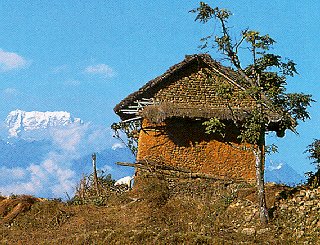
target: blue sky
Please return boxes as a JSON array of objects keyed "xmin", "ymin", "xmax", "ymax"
[{"xmin": 0, "ymin": 0, "xmax": 319, "ymax": 176}]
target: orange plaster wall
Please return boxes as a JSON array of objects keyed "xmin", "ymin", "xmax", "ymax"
[{"xmin": 137, "ymin": 118, "xmax": 256, "ymax": 181}]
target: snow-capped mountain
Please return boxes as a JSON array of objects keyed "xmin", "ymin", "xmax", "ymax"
[
  {"xmin": 265, "ymin": 161, "xmax": 305, "ymax": 186},
  {"xmin": 5, "ymin": 109, "xmax": 82, "ymax": 137},
  {"xmin": 0, "ymin": 110, "xmax": 134, "ymax": 198}
]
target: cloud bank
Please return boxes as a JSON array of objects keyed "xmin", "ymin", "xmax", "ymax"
[{"xmin": 0, "ymin": 122, "xmax": 124, "ymax": 199}]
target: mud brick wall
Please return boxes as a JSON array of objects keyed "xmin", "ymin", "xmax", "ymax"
[
  {"xmin": 153, "ymin": 66, "xmax": 253, "ymax": 109},
  {"xmin": 137, "ymin": 118, "xmax": 256, "ymax": 181}
]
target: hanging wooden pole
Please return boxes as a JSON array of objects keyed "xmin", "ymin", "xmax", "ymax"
[{"xmin": 92, "ymin": 153, "xmax": 99, "ymax": 196}]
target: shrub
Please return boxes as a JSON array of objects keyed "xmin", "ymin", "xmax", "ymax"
[{"xmin": 70, "ymin": 171, "xmax": 116, "ymax": 206}]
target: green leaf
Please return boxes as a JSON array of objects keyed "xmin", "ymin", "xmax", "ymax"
[{"xmin": 203, "ymin": 118, "xmax": 226, "ymax": 137}]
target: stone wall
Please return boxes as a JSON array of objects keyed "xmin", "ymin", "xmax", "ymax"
[
  {"xmin": 137, "ymin": 118, "xmax": 256, "ymax": 181},
  {"xmin": 274, "ymin": 186, "xmax": 320, "ymax": 240}
]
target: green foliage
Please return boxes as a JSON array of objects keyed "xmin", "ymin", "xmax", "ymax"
[
  {"xmin": 191, "ymin": 2, "xmax": 313, "ymax": 145},
  {"xmin": 265, "ymin": 144, "xmax": 278, "ymax": 155},
  {"xmin": 237, "ymin": 110, "xmax": 264, "ymax": 145},
  {"xmin": 214, "ymin": 82, "xmax": 234, "ymax": 99},
  {"xmin": 93, "ymin": 171, "xmax": 115, "ymax": 187},
  {"xmin": 306, "ymin": 139, "xmax": 320, "ymax": 168},
  {"xmin": 111, "ymin": 120, "xmax": 141, "ymax": 156},
  {"xmin": 190, "ymin": 2, "xmax": 229, "ymax": 23},
  {"xmin": 305, "ymin": 170, "xmax": 320, "ymax": 188},
  {"xmin": 243, "ymin": 31, "xmax": 275, "ymax": 50},
  {"xmin": 203, "ymin": 118, "xmax": 226, "ymax": 137},
  {"xmin": 296, "ymin": 118, "xmax": 320, "ymax": 188},
  {"xmin": 280, "ymin": 93, "xmax": 313, "ymax": 121}
]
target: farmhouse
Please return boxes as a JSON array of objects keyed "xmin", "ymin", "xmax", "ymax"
[{"xmin": 114, "ymin": 54, "xmax": 284, "ymax": 181}]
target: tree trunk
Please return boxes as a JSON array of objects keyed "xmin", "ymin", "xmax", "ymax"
[{"xmin": 254, "ymin": 134, "xmax": 269, "ymax": 225}]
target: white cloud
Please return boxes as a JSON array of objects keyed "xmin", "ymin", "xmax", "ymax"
[
  {"xmin": 50, "ymin": 124, "xmax": 87, "ymax": 154},
  {"xmin": 0, "ymin": 158, "xmax": 77, "ymax": 198},
  {"xmin": 0, "ymin": 118, "xmax": 128, "ymax": 198},
  {"xmin": 52, "ymin": 65, "xmax": 69, "ymax": 74},
  {"xmin": 84, "ymin": 64, "xmax": 116, "ymax": 78},
  {"xmin": 49, "ymin": 122, "xmax": 113, "ymax": 154},
  {"xmin": 28, "ymin": 163, "xmax": 48, "ymax": 180},
  {"xmin": 0, "ymin": 49, "xmax": 28, "ymax": 71},
  {"xmin": 112, "ymin": 142, "xmax": 125, "ymax": 150},
  {"xmin": 3, "ymin": 88, "xmax": 18, "ymax": 95},
  {"xmin": 0, "ymin": 166, "xmax": 26, "ymax": 180}
]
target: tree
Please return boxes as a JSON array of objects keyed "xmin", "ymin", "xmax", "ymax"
[
  {"xmin": 305, "ymin": 139, "xmax": 320, "ymax": 187},
  {"xmin": 111, "ymin": 121, "xmax": 141, "ymax": 156},
  {"xmin": 191, "ymin": 2, "xmax": 313, "ymax": 224},
  {"xmin": 306, "ymin": 139, "xmax": 320, "ymax": 167}
]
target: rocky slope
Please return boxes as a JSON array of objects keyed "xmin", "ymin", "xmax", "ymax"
[{"xmin": 274, "ymin": 186, "xmax": 320, "ymax": 241}]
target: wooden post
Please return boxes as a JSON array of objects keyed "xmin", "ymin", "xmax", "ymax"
[
  {"xmin": 79, "ymin": 174, "xmax": 86, "ymax": 199},
  {"xmin": 92, "ymin": 153, "xmax": 100, "ymax": 196}
]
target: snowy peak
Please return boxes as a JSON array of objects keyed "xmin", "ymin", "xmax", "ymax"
[
  {"xmin": 265, "ymin": 161, "xmax": 305, "ymax": 186},
  {"xmin": 266, "ymin": 162, "xmax": 283, "ymax": 171},
  {"xmin": 5, "ymin": 110, "xmax": 82, "ymax": 137}
]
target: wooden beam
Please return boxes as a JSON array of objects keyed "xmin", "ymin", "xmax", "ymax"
[
  {"xmin": 121, "ymin": 116, "xmax": 142, "ymax": 123},
  {"xmin": 119, "ymin": 109, "xmax": 139, "ymax": 114},
  {"xmin": 116, "ymin": 162, "xmax": 139, "ymax": 167},
  {"xmin": 115, "ymin": 161, "xmax": 237, "ymax": 183},
  {"xmin": 119, "ymin": 98, "xmax": 155, "ymax": 116}
]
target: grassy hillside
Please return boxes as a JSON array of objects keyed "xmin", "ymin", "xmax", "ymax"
[{"xmin": 0, "ymin": 175, "xmax": 319, "ymax": 244}]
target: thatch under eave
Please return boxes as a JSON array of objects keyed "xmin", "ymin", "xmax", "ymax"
[
  {"xmin": 140, "ymin": 103, "xmax": 288, "ymax": 137},
  {"xmin": 140, "ymin": 104, "xmax": 248, "ymax": 124},
  {"xmin": 139, "ymin": 102, "xmax": 284, "ymax": 133}
]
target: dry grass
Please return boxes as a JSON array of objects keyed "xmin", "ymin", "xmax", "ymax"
[
  {"xmin": 0, "ymin": 176, "xmax": 318, "ymax": 244},
  {"xmin": 0, "ymin": 195, "xmax": 43, "ymax": 225}
]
